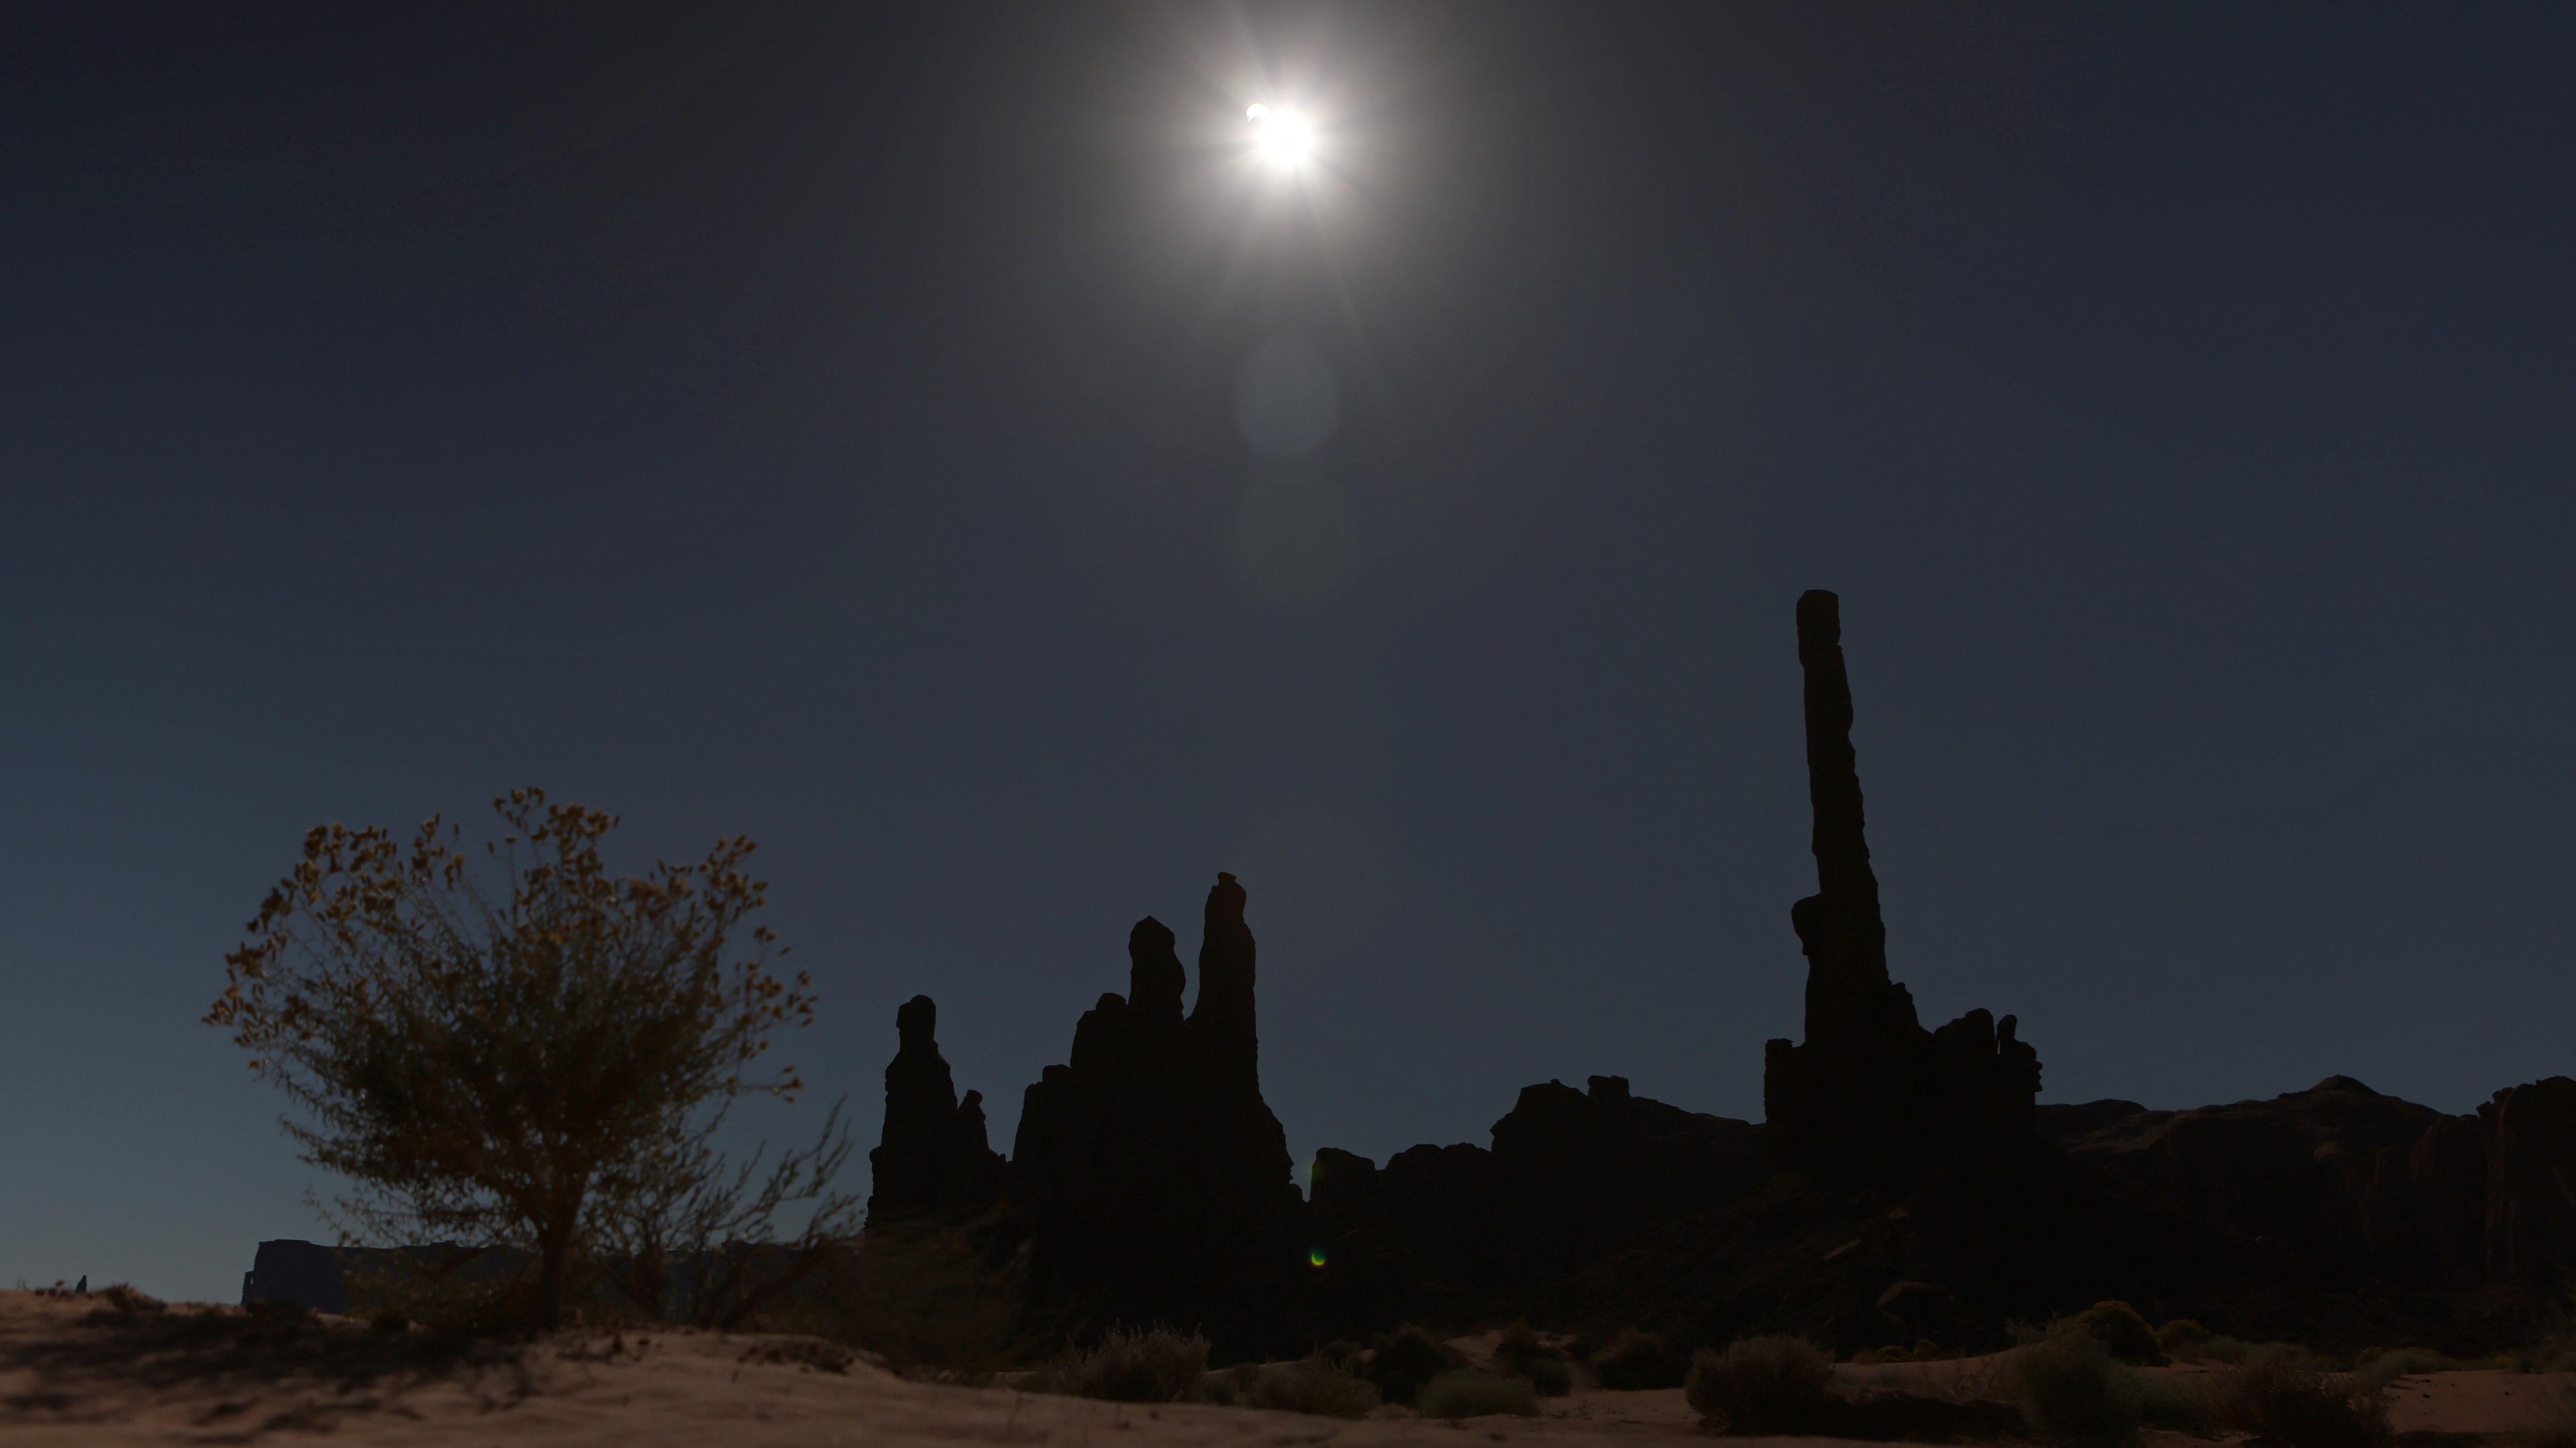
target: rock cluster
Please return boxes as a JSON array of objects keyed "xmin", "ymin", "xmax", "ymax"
[
  {"xmin": 1006, "ymin": 873, "xmax": 1303, "ymax": 1342},
  {"xmin": 2043, "ymin": 1073, "xmax": 2576, "ymax": 1295},
  {"xmin": 1309, "ymin": 1074, "xmax": 1770, "ymax": 1302},
  {"xmin": 1762, "ymin": 590, "xmax": 2041, "ymax": 1183},
  {"xmin": 863, "ymin": 994, "xmax": 1004, "ymax": 1225}
]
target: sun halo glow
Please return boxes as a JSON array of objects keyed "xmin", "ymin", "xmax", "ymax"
[{"xmin": 1246, "ymin": 102, "xmax": 1316, "ymax": 171}]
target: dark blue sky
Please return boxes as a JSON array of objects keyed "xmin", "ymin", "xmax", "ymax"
[{"xmin": 4, "ymin": 4, "xmax": 2571, "ymax": 1303}]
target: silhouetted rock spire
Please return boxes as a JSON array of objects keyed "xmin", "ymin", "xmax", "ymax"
[
  {"xmin": 1192, "ymin": 871, "xmax": 1260, "ymax": 1092},
  {"xmin": 866, "ymin": 995, "xmax": 1004, "ymax": 1224},
  {"xmin": 1764, "ymin": 590, "xmax": 2042, "ymax": 1182},
  {"xmin": 1008, "ymin": 873, "xmax": 1301, "ymax": 1351}
]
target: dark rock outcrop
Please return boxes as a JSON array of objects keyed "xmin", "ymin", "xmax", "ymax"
[
  {"xmin": 1308, "ymin": 1075, "xmax": 1771, "ymax": 1323},
  {"xmin": 1008, "ymin": 873, "xmax": 1302, "ymax": 1349},
  {"xmin": 2480, "ymin": 1076, "xmax": 2576, "ymax": 1291},
  {"xmin": 241, "ymin": 1239, "xmax": 351, "ymax": 1312},
  {"xmin": 2039, "ymin": 1078, "xmax": 2467, "ymax": 1282},
  {"xmin": 2038, "ymin": 1074, "xmax": 2576, "ymax": 1305},
  {"xmin": 865, "ymin": 994, "xmax": 1004, "ymax": 1225},
  {"xmin": 1762, "ymin": 590, "xmax": 2041, "ymax": 1183}
]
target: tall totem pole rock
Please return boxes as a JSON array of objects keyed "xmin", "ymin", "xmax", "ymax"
[
  {"xmin": 1763, "ymin": 591, "xmax": 2042, "ymax": 1183},
  {"xmin": 1009, "ymin": 873, "xmax": 1302, "ymax": 1349},
  {"xmin": 866, "ymin": 995, "xmax": 1005, "ymax": 1224}
]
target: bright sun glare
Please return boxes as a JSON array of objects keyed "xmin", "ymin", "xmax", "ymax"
[{"xmin": 1246, "ymin": 102, "xmax": 1315, "ymax": 171}]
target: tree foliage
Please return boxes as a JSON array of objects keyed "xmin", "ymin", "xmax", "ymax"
[{"xmin": 207, "ymin": 787, "xmax": 853, "ymax": 1329}]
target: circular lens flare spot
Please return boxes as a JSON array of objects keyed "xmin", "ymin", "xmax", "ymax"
[{"xmin": 1308, "ymin": 1245, "xmax": 1328, "ymax": 1269}]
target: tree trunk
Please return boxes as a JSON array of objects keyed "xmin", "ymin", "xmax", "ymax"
[{"xmin": 536, "ymin": 1227, "xmax": 570, "ymax": 1330}]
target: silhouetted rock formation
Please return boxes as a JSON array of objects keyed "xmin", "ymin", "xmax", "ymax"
[
  {"xmin": 242, "ymin": 1239, "xmax": 351, "ymax": 1313},
  {"xmin": 2040, "ymin": 1074, "xmax": 2576, "ymax": 1302},
  {"xmin": 2481, "ymin": 1076, "xmax": 2576, "ymax": 1290},
  {"xmin": 2041, "ymin": 1078, "xmax": 2465, "ymax": 1281},
  {"xmin": 1008, "ymin": 874, "xmax": 1302, "ymax": 1349},
  {"xmin": 1762, "ymin": 590, "xmax": 2041, "ymax": 1183},
  {"xmin": 866, "ymin": 995, "xmax": 1004, "ymax": 1225},
  {"xmin": 1309, "ymin": 1076, "xmax": 1771, "ymax": 1320}
]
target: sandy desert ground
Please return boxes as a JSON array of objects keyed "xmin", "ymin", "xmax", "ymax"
[{"xmin": 6, "ymin": 1290, "xmax": 2572, "ymax": 1447}]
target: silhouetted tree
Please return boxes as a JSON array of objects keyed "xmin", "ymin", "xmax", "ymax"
[{"xmin": 207, "ymin": 787, "xmax": 853, "ymax": 1330}]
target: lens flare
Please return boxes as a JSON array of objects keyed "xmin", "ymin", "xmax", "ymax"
[{"xmin": 1308, "ymin": 1245, "xmax": 1328, "ymax": 1268}]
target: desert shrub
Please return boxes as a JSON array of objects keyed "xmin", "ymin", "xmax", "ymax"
[
  {"xmin": 1366, "ymin": 1326, "xmax": 1462, "ymax": 1406},
  {"xmin": 1686, "ymin": 1336, "xmax": 1837, "ymax": 1434},
  {"xmin": 1317, "ymin": 1339, "xmax": 1360, "ymax": 1369},
  {"xmin": 1493, "ymin": 1323, "xmax": 1573, "ymax": 1397},
  {"xmin": 1065, "ymin": 1326, "xmax": 1210, "ymax": 1402},
  {"xmin": 2211, "ymin": 1347, "xmax": 2391, "ymax": 1448},
  {"xmin": 2074, "ymin": 1302, "xmax": 2167, "ymax": 1366},
  {"xmin": 207, "ymin": 790, "xmax": 855, "ymax": 1331},
  {"xmin": 96, "ymin": 1285, "xmax": 163, "ymax": 1314},
  {"xmin": 2193, "ymin": 1335, "xmax": 2252, "ymax": 1365},
  {"xmin": 1232, "ymin": 1358, "xmax": 1381, "ymax": 1418},
  {"xmin": 2358, "ymin": 1348, "xmax": 2444, "ymax": 1388},
  {"xmin": 2159, "ymin": 1319, "xmax": 2210, "ymax": 1353},
  {"xmin": 1419, "ymin": 1369, "xmax": 1540, "ymax": 1420},
  {"xmin": 1593, "ymin": 1328, "xmax": 1690, "ymax": 1390},
  {"xmin": 2010, "ymin": 1325, "xmax": 2141, "ymax": 1446}
]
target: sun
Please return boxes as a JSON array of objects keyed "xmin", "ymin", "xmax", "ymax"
[{"xmin": 1246, "ymin": 103, "xmax": 1316, "ymax": 172}]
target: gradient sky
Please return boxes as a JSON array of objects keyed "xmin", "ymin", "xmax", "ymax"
[{"xmin": 4, "ymin": 4, "xmax": 2571, "ymax": 1304}]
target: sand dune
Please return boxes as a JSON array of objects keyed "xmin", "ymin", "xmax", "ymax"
[{"xmin": 7, "ymin": 1290, "xmax": 2572, "ymax": 1447}]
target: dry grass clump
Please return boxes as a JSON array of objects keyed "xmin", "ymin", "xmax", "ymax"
[
  {"xmin": 1419, "ymin": 1368, "xmax": 1540, "ymax": 1421},
  {"xmin": 2010, "ymin": 1325, "xmax": 2141, "ymax": 1446},
  {"xmin": 1686, "ymin": 1335, "xmax": 1836, "ymax": 1434},
  {"xmin": 2210, "ymin": 1346, "xmax": 2391, "ymax": 1448},
  {"xmin": 1052, "ymin": 1326, "xmax": 1210, "ymax": 1402},
  {"xmin": 1592, "ymin": 1327, "xmax": 1691, "ymax": 1390},
  {"xmin": 1208, "ymin": 1357, "xmax": 1381, "ymax": 1418}
]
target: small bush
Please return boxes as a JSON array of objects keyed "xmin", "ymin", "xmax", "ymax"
[
  {"xmin": 1065, "ymin": 1326, "xmax": 1210, "ymax": 1402},
  {"xmin": 2194, "ymin": 1335, "xmax": 2253, "ymax": 1365},
  {"xmin": 1687, "ymin": 1336, "xmax": 1837, "ymax": 1434},
  {"xmin": 1493, "ymin": 1322, "xmax": 1573, "ymax": 1397},
  {"xmin": 2212, "ymin": 1348, "xmax": 2392, "ymax": 1448},
  {"xmin": 2011, "ymin": 1327, "xmax": 2141, "ymax": 1447},
  {"xmin": 2074, "ymin": 1302, "xmax": 2168, "ymax": 1366},
  {"xmin": 1365, "ymin": 1326, "xmax": 1461, "ymax": 1407},
  {"xmin": 2158, "ymin": 1319, "xmax": 2210, "ymax": 1353},
  {"xmin": 1317, "ymin": 1339, "xmax": 1360, "ymax": 1369},
  {"xmin": 2359, "ymin": 1348, "xmax": 2444, "ymax": 1388},
  {"xmin": 1594, "ymin": 1328, "xmax": 1690, "ymax": 1390},
  {"xmin": 1420, "ymin": 1369, "xmax": 1540, "ymax": 1420},
  {"xmin": 1233, "ymin": 1358, "xmax": 1381, "ymax": 1418}
]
